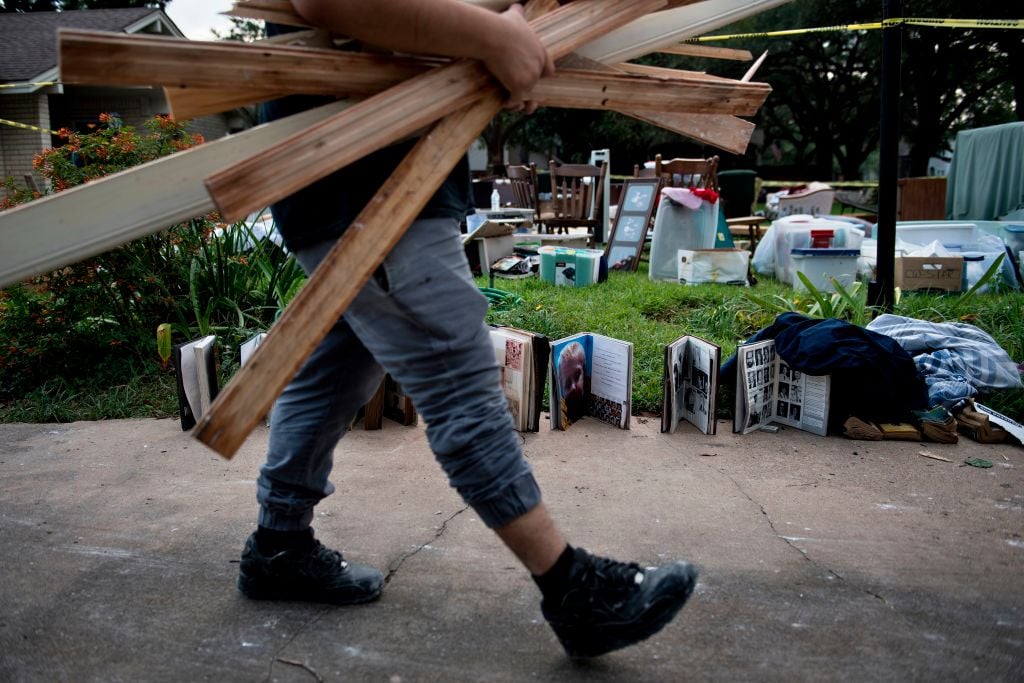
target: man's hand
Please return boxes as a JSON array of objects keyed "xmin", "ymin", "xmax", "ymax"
[{"xmin": 481, "ymin": 4, "xmax": 555, "ymax": 114}]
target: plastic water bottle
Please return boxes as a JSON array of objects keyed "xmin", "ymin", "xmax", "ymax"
[{"xmin": 490, "ymin": 187, "xmax": 500, "ymax": 211}]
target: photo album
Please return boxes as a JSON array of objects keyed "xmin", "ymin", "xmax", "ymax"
[
  {"xmin": 549, "ymin": 332, "xmax": 633, "ymax": 431},
  {"xmin": 489, "ymin": 325, "xmax": 550, "ymax": 432},
  {"xmin": 733, "ymin": 339, "xmax": 830, "ymax": 436},
  {"xmin": 173, "ymin": 334, "xmax": 219, "ymax": 431},
  {"xmin": 662, "ymin": 335, "xmax": 720, "ymax": 435}
]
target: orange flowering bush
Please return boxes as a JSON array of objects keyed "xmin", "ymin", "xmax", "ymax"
[{"xmin": 29, "ymin": 113, "xmax": 203, "ymax": 191}]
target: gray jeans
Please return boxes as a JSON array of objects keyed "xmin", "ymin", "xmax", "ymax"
[{"xmin": 256, "ymin": 217, "xmax": 541, "ymax": 531}]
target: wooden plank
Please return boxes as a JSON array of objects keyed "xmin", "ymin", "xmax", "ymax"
[
  {"xmin": 656, "ymin": 43, "xmax": 753, "ymax": 60},
  {"xmin": 0, "ymin": 100, "xmax": 351, "ymax": 288},
  {"xmin": 165, "ymin": 86, "xmax": 285, "ymax": 120},
  {"xmin": 532, "ymin": 69, "xmax": 769, "ymax": 115},
  {"xmin": 164, "ymin": 67, "xmax": 766, "ymax": 120},
  {"xmin": 627, "ymin": 110, "xmax": 755, "ymax": 155},
  {"xmin": 614, "ymin": 62, "xmax": 743, "ymax": 83},
  {"xmin": 59, "ymin": 29, "xmax": 435, "ymax": 98},
  {"xmin": 205, "ymin": 0, "xmax": 667, "ymax": 222},
  {"xmin": 577, "ymin": 0, "xmax": 793, "ymax": 64},
  {"xmin": 556, "ymin": 52, "xmax": 757, "ymax": 154}
]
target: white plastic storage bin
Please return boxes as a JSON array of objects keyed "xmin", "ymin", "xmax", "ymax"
[
  {"xmin": 648, "ymin": 192, "xmax": 718, "ymax": 282},
  {"xmin": 791, "ymin": 248, "xmax": 861, "ymax": 292},
  {"xmin": 894, "ymin": 222, "xmax": 980, "ymax": 248},
  {"xmin": 771, "ymin": 215, "xmax": 864, "ymax": 285}
]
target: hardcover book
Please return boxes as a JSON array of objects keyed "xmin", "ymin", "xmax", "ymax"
[
  {"xmin": 173, "ymin": 334, "xmax": 218, "ymax": 431},
  {"xmin": 550, "ymin": 332, "xmax": 633, "ymax": 431},
  {"xmin": 662, "ymin": 335, "xmax": 720, "ymax": 435},
  {"xmin": 489, "ymin": 325, "xmax": 550, "ymax": 432},
  {"xmin": 733, "ymin": 339, "xmax": 830, "ymax": 436}
]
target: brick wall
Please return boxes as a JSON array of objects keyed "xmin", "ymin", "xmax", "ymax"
[
  {"xmin": 185, "ymin": 115, "xmax": 231, "ymax": 143},
  {"xmin": 0, "ymin": 93, "xmax": 50, "ymax": 189}
]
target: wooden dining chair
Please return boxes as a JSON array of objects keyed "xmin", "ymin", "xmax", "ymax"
[
  {"xmin": 656, "ymin": 154, "xmax": 720, "ymax": 191},
  {"xmin": 547, "ymin": 159, "xmax": 607, "ymax": 248},
  {"xmin": 633, "ymin": 154, "xmax": 662, "ymax": 180},
  {"xmin": 505, "ymin": 163, "xmax": 539, "ymax": 210}
]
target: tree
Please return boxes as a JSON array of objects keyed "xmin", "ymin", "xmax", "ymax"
[
  {"xmin": 899, "ymin": 0, "xmax": 1021, "ymax": 175},
  {"xmin": 706, "ymin": 0, "xmax": 1020, "ymax": 179},
  {"xmin": 212, "ymin": 17, "xmax": 265, "ymax": 43}
]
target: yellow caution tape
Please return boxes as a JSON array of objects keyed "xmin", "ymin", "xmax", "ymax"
[
  {"xmin": 0, "ymin": 81, "xmax": 60, "ymax": 89},
  {"xmin": 691, "ymin": 17, "xmax": 1023, "ymax": 42},
  {"xmin": 0, "ymin": 118, "xmax": 59, "ymax": 136}
]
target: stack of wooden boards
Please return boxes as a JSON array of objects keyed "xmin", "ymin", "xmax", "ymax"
[{"xmin": 0, "ymin": 0, "xmax": 788, "ymax": 458}]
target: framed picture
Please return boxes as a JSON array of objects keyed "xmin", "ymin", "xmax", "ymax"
[{"xmin": 604, "ymin": 178, "xmax": 660, "ymax": 272}]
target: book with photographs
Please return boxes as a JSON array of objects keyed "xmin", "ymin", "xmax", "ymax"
[
  {"xmin": 733, "ymin": 339, "xmax": 830, "ymax": 436},
  {"xmin": 173, "ymin": 334, "xmax": 219, "ymax": 431},
  {"xmin": 489, "ymin": 325, "xmax": 550, "ymax": 432},
  {"xmin": 549, "ymin": 332, "xmax": 633, "ymax": 431},
  {"xmin": 240, "ymin": 332, "xmax": 266, "ymax": 368},
  {"xmin": 662, "ymin": 335, "xmax": 720, "ymax": 435}
]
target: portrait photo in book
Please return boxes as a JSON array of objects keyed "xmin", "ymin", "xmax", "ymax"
[{"xmin": 556, "ymin": 340, "xmax": 589, "ymax": 426}]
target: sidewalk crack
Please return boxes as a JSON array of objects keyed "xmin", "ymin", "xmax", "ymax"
[
  {"xmin": 721, "ymin": 470, "xmax": 890, "ymax": 607},
  {"xmin": 384, "ymin": 506, "xmax": 468, "ymax": 585}
]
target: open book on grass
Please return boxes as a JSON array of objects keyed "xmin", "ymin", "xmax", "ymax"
[
  {"xmin": 550, "ymin": 332, "xmax": 633, "ymax": 431},
  {"xmin": 733, "ymin": 339, "xmax": 830, "ymax": 436},
  {"xmin": 489, "ymin": 325, "xmax": 550, "ymax": 432},
  {"xmin": 662, "ymin": 335, "xmax": 720, "ymax": 435},
  {"xmin": 173, "ymin": 334, "xmax": 218, "ymax": 431}
]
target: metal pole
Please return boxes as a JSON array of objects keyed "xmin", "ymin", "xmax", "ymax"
[{"xmin": 870, "ymin": 0, "xmax": 902, "ymax": 310}]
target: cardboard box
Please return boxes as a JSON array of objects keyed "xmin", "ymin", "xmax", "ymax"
[
  {"xmin": 895, "ymin": 256, "xmax": 963, "ymax": 292},
  {"xmin": 677, "ymin": 248, "xmax": 749, "ymax": 285}
]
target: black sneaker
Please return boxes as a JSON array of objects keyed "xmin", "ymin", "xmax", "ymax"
[
  {"xmin": 541, "ymin": 547, "xmax": 698, "ymax": 658},
  {"xmin": 237, "ymin": 532, "xmax": 384, "ymax": 605}
]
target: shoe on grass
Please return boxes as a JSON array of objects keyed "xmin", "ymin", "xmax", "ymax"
[
  {"xmin": 542, "ymin": 547, "xmax": 698, "ymax": 658},
  {"xmin": 237, "ymin": 532, "xmax": 383, "ymax": 605}
]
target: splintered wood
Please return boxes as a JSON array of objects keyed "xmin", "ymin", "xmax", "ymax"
[{"xmin": 1, "ymin": 0, "xmax": 788, "ymax": 458}]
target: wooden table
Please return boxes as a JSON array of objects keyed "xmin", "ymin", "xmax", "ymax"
[{"xmin": 726, "ymin": 215, "xmax": 768, "ymax": 251}]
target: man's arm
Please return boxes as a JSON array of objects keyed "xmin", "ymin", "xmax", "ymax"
[{"xmin": 291, "ymin": 0, "xmax": 554, "ymax": 111}]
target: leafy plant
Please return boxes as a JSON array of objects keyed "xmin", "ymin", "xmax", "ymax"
[
  {"xmin": 744, "ymin": 274, "xmax": 879, "ymax": 326},
  {"xmin": 1, "ymin": 114, "xmax": 303, "ymax": 406},
  {"xmin": 952, "ymin": 253, "xmax": 1007, "ymax": 313}
]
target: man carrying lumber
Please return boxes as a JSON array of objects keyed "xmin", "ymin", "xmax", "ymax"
[{"xmin": 237, "ymin": 0, "xmax": 697, "ymax": 658}]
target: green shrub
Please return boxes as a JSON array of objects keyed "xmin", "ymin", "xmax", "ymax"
[{"xmin": 0, "ymin": 114, "xmax": 304, "ymax": 409}]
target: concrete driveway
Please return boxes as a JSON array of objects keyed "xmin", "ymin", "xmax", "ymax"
[{"xmin": 1, "ymin": 417, "xmax": 1021, "ymax": 681}]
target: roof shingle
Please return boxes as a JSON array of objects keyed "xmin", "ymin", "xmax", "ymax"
[{"xmin": 0, "ymin": 8, "xmax": 167, "ymax": 82}]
